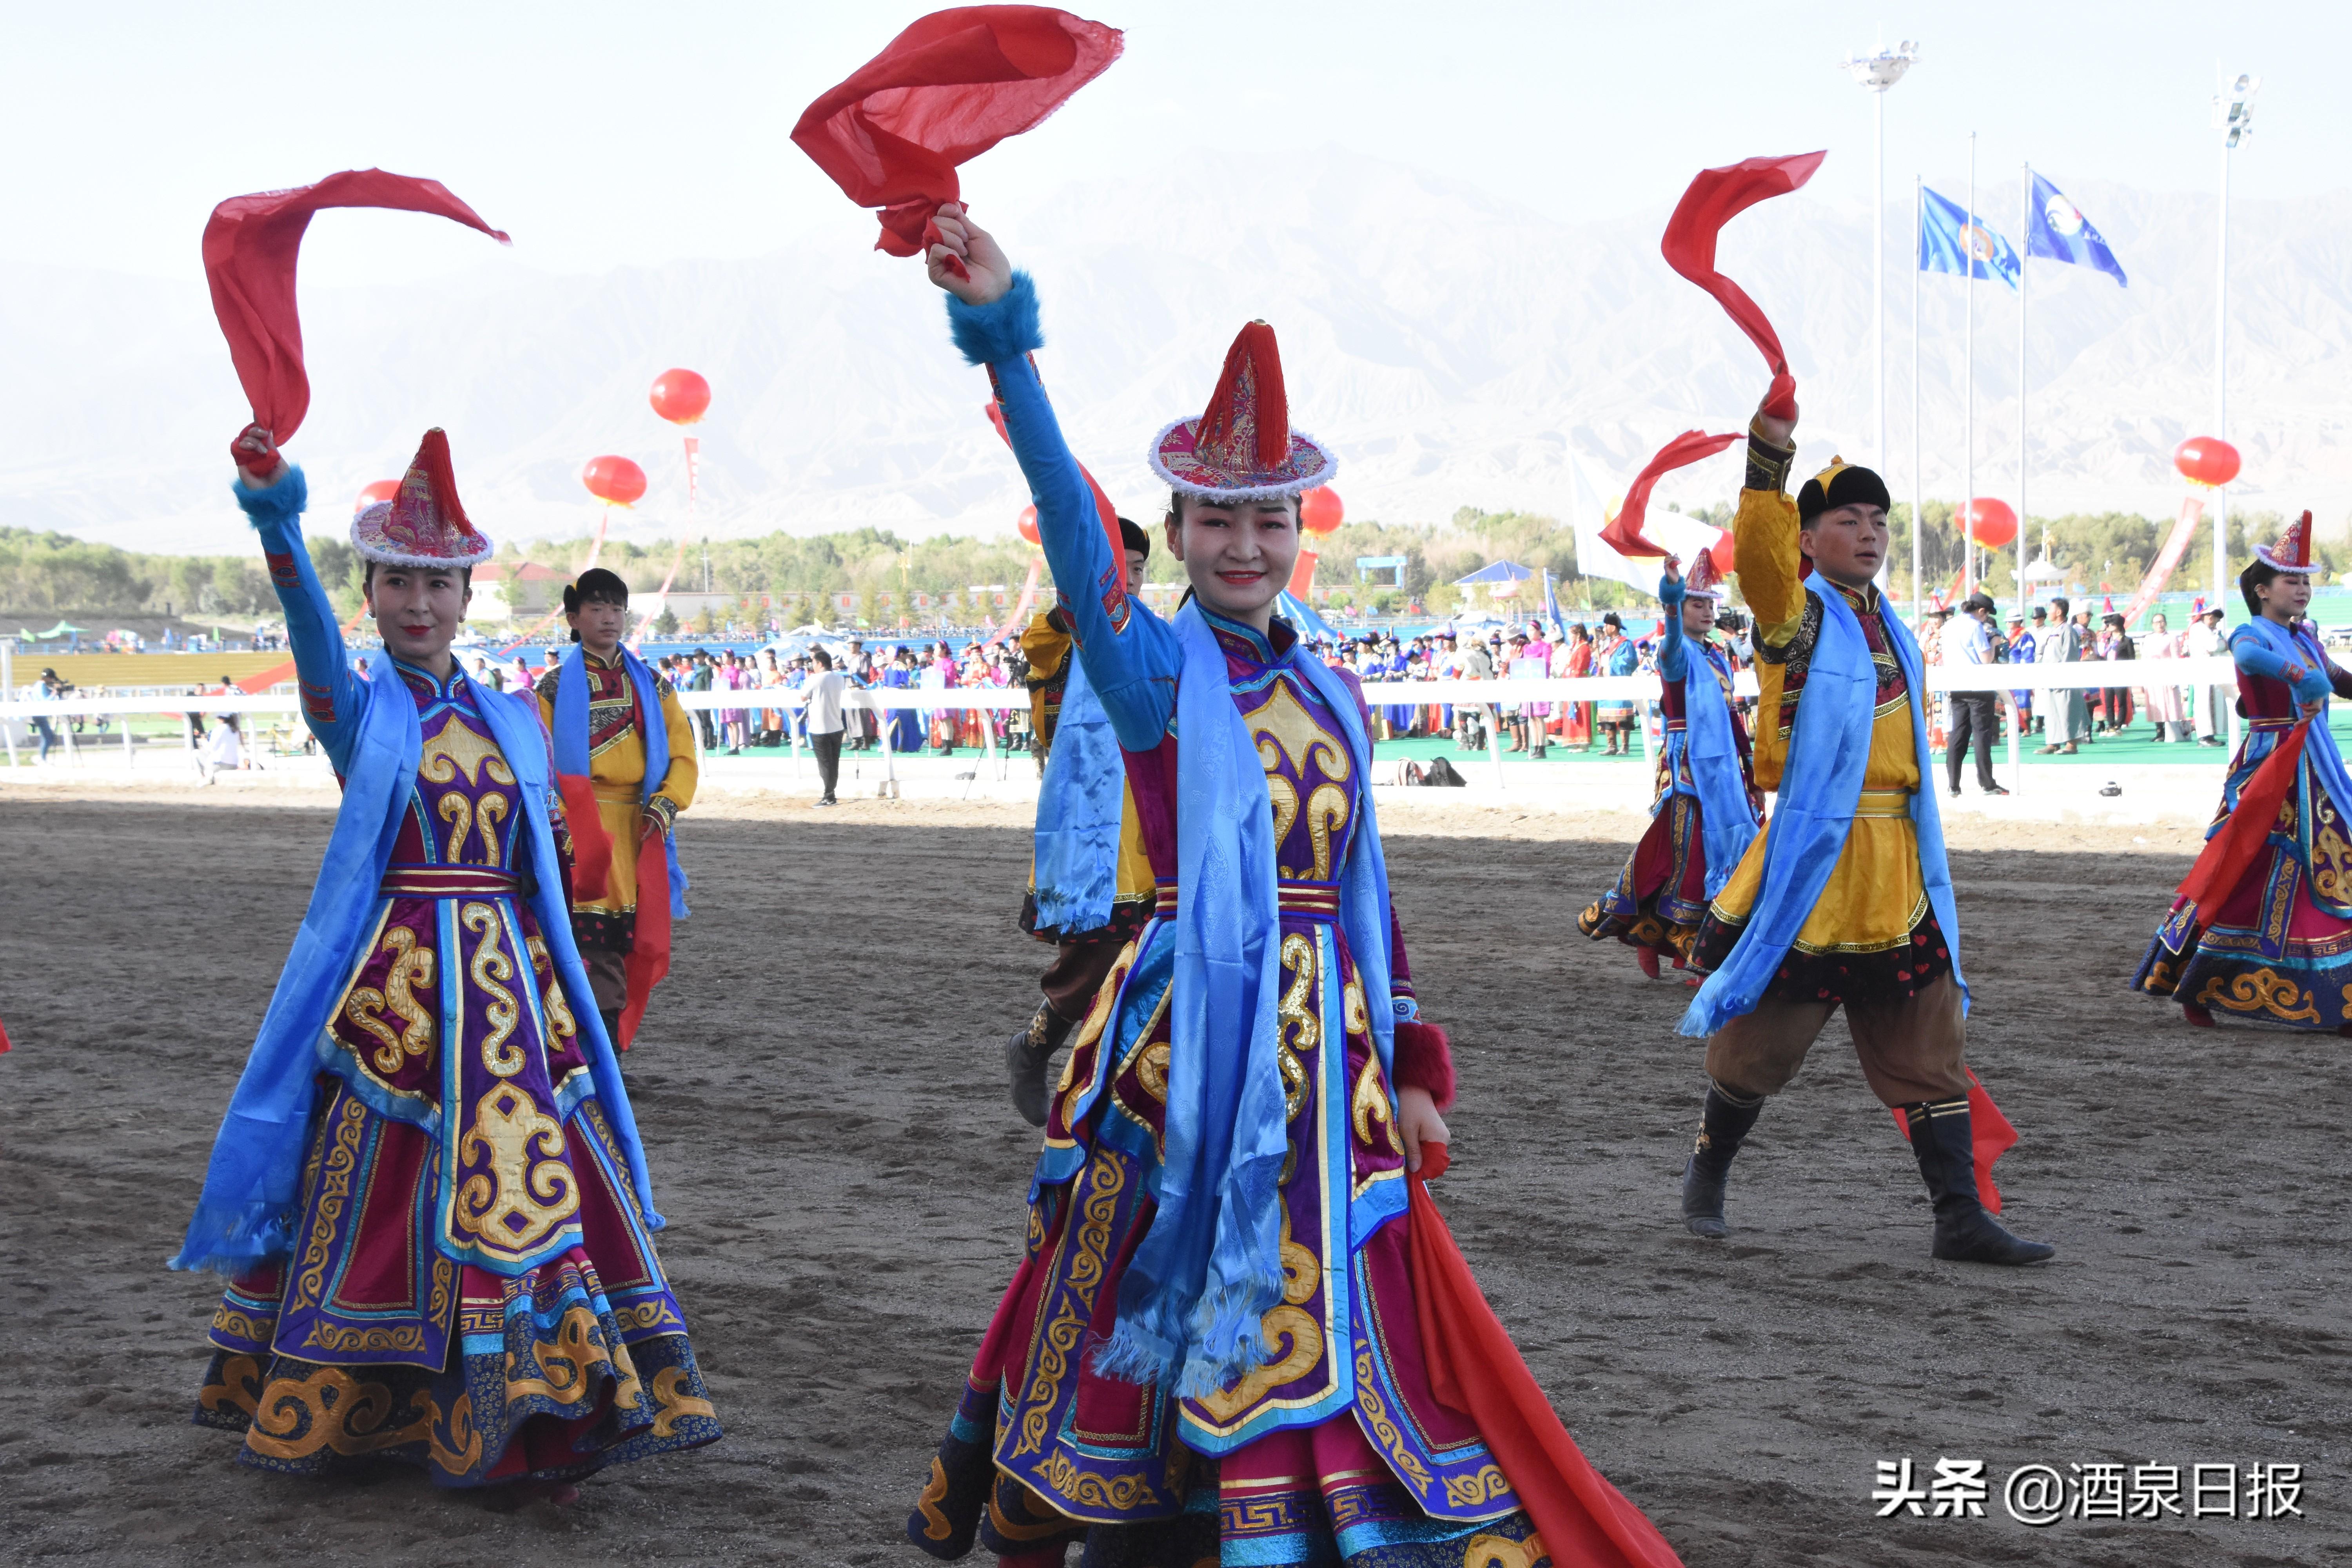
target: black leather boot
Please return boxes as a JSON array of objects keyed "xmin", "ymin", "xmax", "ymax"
[
  {"xmin": 1681, "ymin": 1081, "xmax": 1764, "ymax": 1238},
  {"xmin": 1007, "ymin": 1003, "xmax": 1069, "ymax": 1128},
  {"xmin": 1906, "ymin": 1099, "xmax": 2056, "ymax": 1265}
]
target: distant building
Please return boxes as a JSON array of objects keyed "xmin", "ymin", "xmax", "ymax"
[{"xmin": 469, "ymin": 562, "xmax": 568, "ymax": 621}]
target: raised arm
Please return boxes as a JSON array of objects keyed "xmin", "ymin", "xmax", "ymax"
[
  {"xmin": 929, "ymin": 206, "xmax": 1178, "ymax": 750},
  {"xmin": 1735, "ymin": 409, "xmax": 1804, "ymax": 650},
  {"xmin": 229, "ymin": 428, "xmax": 365, "ymax": 769},
  {"xmin": 1655, "ymin": 565, "xmax": 1690, "ymax": 682}
]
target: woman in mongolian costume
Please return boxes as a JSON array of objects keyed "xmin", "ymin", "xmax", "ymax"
[
  {"xmin": 172, "ymin": 425, "xmax": 720, "ymax": 1495},
  {"xmin": 903, "ymin": 207, "xmax": 1681, "ymax": 1568},
  {"xmin": 2136, "ymin": 512, "xmax": 2352, "ymax": 1033},
  {"xmin": 1579, "ymin": 551, "xmax": 1762, "ymax": 980}
]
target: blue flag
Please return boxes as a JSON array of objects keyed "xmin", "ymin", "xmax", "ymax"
[
  {"xmin": 2025, "ymin": 171, "xmax": 2127, "ymax": 287},
  {"xmin": 1920, "ymin": 186, "xmax": 2020, "ymax": 291},
  {"xmin": 1543, "ymin": 568, "xmax": 1566, "ymax": 637}
]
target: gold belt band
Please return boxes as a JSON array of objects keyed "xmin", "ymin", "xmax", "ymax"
[
  {"xmin": 1154, "ymin": 880, "xmax": 1344, "ymax": 920},
  {"xmin": 1853, "ymin": 789, "xmax": 1915, "ymax": 819},
  {"xmin": 379, "ymin": 865, "xmax": 522, "ymax": 898},
  {"xmin": 591, "ymin": 783, "xmax": 645, "ymax": 805},
  {"xmin": 2249, "ymin": 717, "xmax": 2295, "ymax": 731}
]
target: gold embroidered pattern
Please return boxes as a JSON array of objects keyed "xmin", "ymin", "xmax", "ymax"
[
  {"xmin": 1443, "ymin": 1465, "xmax": 1516, "ymax": 1509},
  {"xmin": 242, "ymin": 1365, "xmax": 435, "ymax": 1461},
  {"xmin": 474, "ymin": 791, "xmax": 509, "ymax": 867},
  {"xmin": 1012, "ymin": 1155, "xmax": 1126, "ymax": 1458},
  {"xmin": 209, "ymin": 1306, "xmax": 273, "ymax": 1344},
  {"xmin": 1276, "ymin": 933, "xmax": 1319, "ymax": 1126},
  {"xmin": 199, "ymin": 1354, "xmax": 263, "ymax": 1419},
  {"xmin": 502, "ymin": 1304, "xmax": 610, "ymax": 1404},
  {"xmin": 650, "ymin": 1363, "xmax": 717, "ymax": 1438},
  {"xmin": 346, "ymin": 925, "xmax": 437, "ymax": 1076},
  {"xmin": 418, "ymin": 719, "xmax": 515, "ymax": 789},
  {"xmin": 301, "ymin": 1319, "xmax": 429, "ymax": 1356},
  {"xmin": 1462, "ymin": 1533, "xmax": 1546, "ymax": 1568},
  {"xmin": 455, "ymin": 1083, "xmax": 579, "ymax": 1254},
  {"xmin": 461, "ymin": 902, "xmax": 523, "ymax": 1077},
  {"xmin": 288, "ymin": 1094, "xmax": 368, "ymax": 1314},
  {"xmin": 1188, "ymin": 1208, "xmax": 1325, "ymax": 1421},
  {"xmin": 438, "ymin": 792, "xmax": 474, "ymax": 863},
  {"xmin": 428, "ymin": 1392, "xmax": 482, "ymax": 1474},
  {"xmin": 1303, "ymin": 781, "xmax": 1350, "ymax": 882},
  {"xmin": 1353, "ymin": 1347, "xmax": 1434, "ymax": 1488},
  {"xmin": 2196, "ymin": 967, "xmax": 2321, "ymax": 1024},
  {"xmin": 1040, "ymin": 1447, "xmax": 1160, "ymax": 1512},
  {"xmin": 427, "ymin": 1258, "xmax": 454, "ymax": 1328},
  {"xmin": 525, "ymin": 936, "xmax": 578, "ymax": 1045},
  {"xmin": 915, "ymin": 1457, "xmax": 956, "ymax": 1541}
]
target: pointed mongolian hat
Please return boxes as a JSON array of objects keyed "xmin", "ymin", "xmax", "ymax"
[
  {"xmin": 1682, "ymin": 545, "xmax": 1729, "ymax": 600},
  {"xmin": 2254, "ymin": 510, "xmax": 2314, "ymax": 574},
  {"xmin": 352, "ymin": 428, "xmax": 493, "ymax": 569},
  {"xmin": 1149, "ymin": 321, "xmax": 1335, "ymax": 501}
]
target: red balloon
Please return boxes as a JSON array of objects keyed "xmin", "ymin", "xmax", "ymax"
[
  {"xmin": 650, "ymin": 368, "xmax": 711, "ymax": 426},
  {"xmin": 1017, "ymin": 504, "xmax": 1040, "ymax": 544},
  {"xmin": 581, "ymin": 455, "xmax": 648, "ymax": 506},
  {"xmin": 1958, "ymin": 497, "xmax": 2018, "ymax": 549},
  {"xmin": 2174, "ymin": 436, "xmax": 2242, "ymax": 488},
  {"xmin": 1299, "ymin": 486, "xmax": 1345, "ymax": 537},
  {"xmin": 354, "ymin": 479, "xmax": 399, "ymax": 514}
]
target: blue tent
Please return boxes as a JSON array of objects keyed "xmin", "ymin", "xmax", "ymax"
[
  {"xmin": 1278, "ymin": 591, "xmax": 1341, "ymax": 642},
  {"xmin": 1453, "ymin": 561, "xmax": 1534, "ymax": 587}
]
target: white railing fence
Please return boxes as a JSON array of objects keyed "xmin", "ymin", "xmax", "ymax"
[{"xmin": 0, "ymin": 657, "xmax": 2248, "ymax": 800}]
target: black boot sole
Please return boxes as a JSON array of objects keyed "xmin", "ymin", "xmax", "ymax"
[{"xmin": 1933, "ymin": 1216, "xmax": 2056, "ymax": 1265}]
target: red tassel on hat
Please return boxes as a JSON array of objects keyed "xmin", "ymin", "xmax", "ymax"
[
  {"xmin": 398, "ymin": 428, "xmax": 472, "ymax": 533},
  {"xmin": 1196, "ymin": 321, "xmax": 1290, "ymax": 473}
]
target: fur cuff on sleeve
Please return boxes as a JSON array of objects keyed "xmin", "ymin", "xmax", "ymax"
[
  {"xmin": 231, "ymin": 465, "xmax": 309, "ymax": 532},
  {"xmin": 946, "ymin": 271, "xmax": 1042, "ymax": 367},
  {"xmin": 1392, "ymin": 1020, "xmax": 1456, "ymax": 1112}
]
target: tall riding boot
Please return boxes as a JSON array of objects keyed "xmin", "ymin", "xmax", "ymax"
[
  {"xmin": 1007, "ymin": 1002, "xmax": 1075, "ymax": 1127},
  {"xmin": 1906, "ymin": 1098, "xmax": 2056, "ymax": 1265},
  {"xmin": 1681, "ymin": 1080, "xmax": 1765, "ymax": 1238}
]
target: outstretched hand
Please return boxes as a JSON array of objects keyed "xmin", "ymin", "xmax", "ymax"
[
  {"xmin": 1751, "ymin": 392, "xmax": 1797, "ymax": 449},
  {"xmin": 926, "ymin": 203, "xmax": 1013, "ymax": 307}
]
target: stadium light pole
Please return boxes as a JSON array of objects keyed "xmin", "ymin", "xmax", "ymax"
[
  {"xmin": 1841, "ymin": 39, "xmax": 1920, "ymax": 589},
  {"xmin": 2212, "ymin": 71, "xmax": 2257, "ymax": 621}
]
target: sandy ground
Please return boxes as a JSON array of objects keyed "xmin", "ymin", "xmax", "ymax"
[{"xmin": 0, "ymin": 790, "xmax": 2342, "ymax": 1567}]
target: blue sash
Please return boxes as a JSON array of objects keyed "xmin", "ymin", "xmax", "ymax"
[
  {"xmin": 172, "ymin": 661, "xmax": 659, "ymax": 1274},
  {"xmin": 1094, "ymin": 603, "xmax": 1395, "ymax": 1398},
  {"xmin": 1681, "ymin": 642, "xmax": 1762, "ymax": 898},
  {"xmin": 554, "ymin": 645, "xmax": 689, "ymax": 919},
  {"xmin": 1680, "ymin": 575, "xmax": 1966, "ymax": 1036},
  {"xmin": 1030, "ymin": 648, "xmax": 1124, "ymax": 936}
]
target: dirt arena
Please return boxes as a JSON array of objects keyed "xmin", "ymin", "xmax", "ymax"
[{"xmin": 0, "ymin": 785, "xmax": 2341, "ymax": 1566}]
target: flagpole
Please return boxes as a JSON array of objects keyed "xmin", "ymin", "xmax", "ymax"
[
  {"xmin": 1912, "ymin": 174, "xmax": 1924, "ymax": 626},
  {"xmin": 1964, "ymin": 131, "xmax": 1976, "ymax": 604},
  {"xmin": 2018, "ymin": 161, "xmax": 2029, "ymax": 621},
  {"xmin": 2212, "ymin": 71, "xmax": 2256, "ymax": 622}
]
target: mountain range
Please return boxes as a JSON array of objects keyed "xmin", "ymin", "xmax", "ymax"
[{"xmin": 2, "ymin": 147, "xmax": 2345, "ymax": 558}]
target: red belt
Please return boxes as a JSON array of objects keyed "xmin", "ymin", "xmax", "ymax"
[
  {"xmin": 379, "ymin": 864, "xmax": 522, "ymax": 898},
  {"xmin": 1154, "ymin": 880, "xmax": 1343, "ymax": 921}
]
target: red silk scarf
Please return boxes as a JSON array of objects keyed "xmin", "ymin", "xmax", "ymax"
[
  {"xmin": 1660, "ymin": 152, "xmax": 1825, "ymax": 421},
  {"xmin": 793, "ymin": 6, "xmax": 1123, "ymax": 258},
  {"xmin": 1599, "ymin": 430, "xmax": 1741, "ymax": 560},
  {"xmin": 202, "ymin": 170, "xmax": 509, "ymax": 441},
  {"xmin": 1407, "ymin": 1145, "xmax": 1686, "ymax": 1568}
]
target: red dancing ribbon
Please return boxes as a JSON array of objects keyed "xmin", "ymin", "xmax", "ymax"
[
  {"xmin": 2176, "ymin": 718, "xmax": 2308, "ymax": 916},
  {"xmin": 618, "ymin": 826, "xmax": 675, "ymax": 1051},
  {"xmin": 1886, "ymin": 1069, "xmax": 2019, "ymax": 1213},
  {"xmin": 1407, "ymin": 1145, "xmax": 1686, "ymax": 1568},
  {"xmin": 793, "ymin": 6, "xmax": 1123, "ymax": 261},
  {"xmin": 203, "ymin": 170, "xmax": 510, "ymax": 442},
  {"xmin": 1660, "ymin": 152, "xmax": 1825, "ymax": 421},
  {"xmin": 1599, "ymin": 430, "xmax": 1741, "ymax": 560},
  {"xmin": 983, "ymin": 398, "xmax": 1127, "ymax": 592},
  {"xmin": 0, "ymin": 1013, "xmax": 11, "ymax": 1054}
]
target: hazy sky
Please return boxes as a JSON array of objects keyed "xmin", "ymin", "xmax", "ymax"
[{"xmin": 8, "ymin": 1, "xmax": 2341, "ymax": 289}]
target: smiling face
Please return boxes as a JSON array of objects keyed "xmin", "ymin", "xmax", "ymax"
[
  {"xmin": 365, "ymin": 563, "xmax": 470, "ymax": 675},
  {"xmin": 1800, "ymin": 503, "xmax": 1889, "ymax": 589},
  {"xmin": 1163, "ymin": 495, "xmax": 1301, "ymax": 631},
  {"xmin": 1680, "ymin": 593, "xmax": 1719, "ymax": 638}
]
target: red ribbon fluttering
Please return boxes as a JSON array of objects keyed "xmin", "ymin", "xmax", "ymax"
[
  {"xmin": 1885, "ymin": 1069, "xmax": 2020, "ymax": 1213},
  {"xmin": 1406, "ymin": 1145, "xmax": 1686, "ymax": 1568},
  {"xmin": 202, "ymin": 170, "xmax": 510, "ymax": 442},
  {"xmin": 1660, "ymin": 152, "xmax": 1825, "ymax": 421},
  {"xmin": 793, "ymin": 6, "xmax": 1123, "ymax": 260},
  {"xmin": 618, "ymin": 826, "xmax": 675, "ymax": 1052},
  {"xmin": 1598, "ymin": 430, "xmax": 1742, "ymax": 560},
  {"xmin": 2177, "ymin": 718, "xmax": 2308, "ymax": 916}
]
